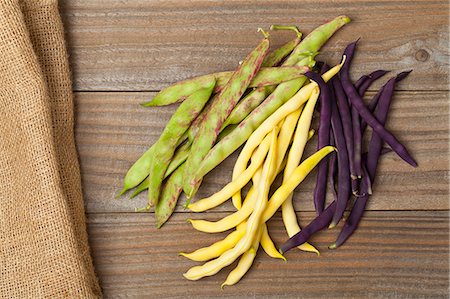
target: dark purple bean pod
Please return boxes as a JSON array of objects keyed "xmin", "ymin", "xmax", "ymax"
[
  {"xmin": 330, "ymin": 72, "xmax": 411, "ymax": 248},
  {"xmin": 332, "ymin": 79, "xmax": 353, "ymax": 168},
  {"xmin": 307, "ymin": 71, "xmax": 351, "ymax": 227},
  {"xmin": 360, "ymin": 154, "xmax": 373, "ymax": 196},
  {"xmin": 329, "ymin": 83, "xmax": 351, "ymax": 228},
  {"xmin": 329, "ymin": 167, "xmax": 370, "ymax": 249},
  {"xmin": 366, "ymin": 76, "xmax": 397, "ymax": 183},
  {"xmin": 361, "ymin": 71, "xmax": 411, "ymax": 134},
  {"xmin": 355, "ymin": 70, "xmax": 389, "ymax": 147},
  {"xmin": 356, "ymin": 70, "xmax": 389, "ymax": 96},
  {"xmin": 280, "ymin": 201, "xmax": 336, "ymax": 254},
  {"xmin": 328, "ymin": 133, "xmax": 338, "ymax": 202},
  {"xmin": 305, "ymin": 71, "xmax": 332, "ymax": 215},
  {"xmin": 351, "ymin": 105, "xmax": 363, "ymax": 177},
  {"xmin": 340, "ymin": 41, "xmax": 417, "ymax": 167}
]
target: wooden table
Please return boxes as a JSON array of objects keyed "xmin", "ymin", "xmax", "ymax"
[{"xmin": 61, "ymin": 1, "xmax": 449, "ymax": 297}]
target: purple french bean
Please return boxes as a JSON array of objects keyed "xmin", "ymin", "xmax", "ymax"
[
  {"xmin": 329, "ymin": 168, "xmax": 369, "ymax": 249},
  {"xmin": 280, "ymin": 201, "xmax": 336, "ymax": 254},
  {"xmin": 356, "ymin": 70, "xmax": 389, "ymax": 95},
  {"xmin": 329, "ymin": 82, "xmax": 351, "ymax": 228},
  {"xmin": 360, "ymin": 71, "xmax": 411, "ymax": 134},
  {"xmin": 307, "ymin": 71, "xmax": 350, "ymax": 227},
  {"xmin": 366, "ymin": 76, "xmax": 396, "ymax": 183},
  {"xmin": 305, "ymin": 71, "xmax": 332, "ymax": 215},
  {"xmin": 332, "ymin": 77, "xmax": 356, "ymax": 186},
  {"xmin": 330, "ymin": 71, "xmax": 412, "ymax": 248},
  {"xmin": 340, "ymin": 41, "xmax": 417, "ymax": 167},
  {"xmin": 328, "ymin": 132, "xmax": 338, "ymax": 202}
]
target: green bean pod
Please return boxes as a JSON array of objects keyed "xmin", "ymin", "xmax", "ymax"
[
  {"xmin": 191, "ymin": 17, "xmax": 351, "ymax": 191},
  {"xmin": 129, "ymin": 141, "xmax": 191, "ymax": 199},
  {"xmin": 142, "ymin": 66, "xmax": 306, "ymax": 107},
  {"xmin": 183, "ymin": 33, "xmax": 270, "ymax": 198},
  {"xmin": 283, "ymin": 15, "xmax": 351, "ymax": 66},
  {"xmin": 261, "ymin": 35, "xmax": 302, "ymax": 67},
  {"xmin": 215, "ymin": 66, "xmax": 309, "ymax": 93},
  {"xmin": 117, "ymin": 145, "xmax": 154, "ymax": 197},
  {"xmin": 222, "ymin": 32, "xmax": 304, "ymax": 130},
  {"xmin": 155, "ymin": 164, "xmax": 185, "ymax": 228},
  {"xmin": 147, "ymin": 82, "xmax": 216, "ymax": 207}
]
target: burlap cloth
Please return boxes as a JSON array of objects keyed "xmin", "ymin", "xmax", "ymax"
[{"xmin": 0, "ymin": 0, "xmax": 101, "ymax": 297}]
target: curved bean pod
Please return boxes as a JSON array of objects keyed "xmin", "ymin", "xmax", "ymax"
[
  {"xmin": 188, "ymin": 19, "xmax": 350, "ymax": 198},
  {"xmin": 283, "ymin": 16, "xmax": 351, "ymax": 66},
  {"xmin": 147, "ymin": 83, "xmax": 216, "ymax": 206},
  {"xmin": 180, "ymin": 222, "xmax": 246, "ymax": 262},
  {"xmin": 281, "ymin": 88, "xmax": 321, "ymax": 254},
  {"xmin": 340, "ymin": 41, "xmax": 417, "ymax": 167},
  {"xmin": 230, "ymin": 120, "xmax": 283, "ymax": 209},
  {"xmin": 221, "ymin": 227, "xmax": 262, "ymax": 288},
  {"xmin": 155, "ymin": 164, "xmax": 185, "ymax": 228},
  {"xmin": 260, "ymin": 224, "xmax": 286, "ymax": 261},
  {"xmin": 262, "ymin": 146, "xmax": 336, "ymax": 222},
  {"xmin": 262, "ymin": 29, "xmax": 302, "ymax": 67},
  {"xmin": 280, "ymin": 201, "xmax": 336, "ymax": 254},
  {"xmin": 183, "ymin": 128, "xmax": 277, "ymax": 280},
  {"xmin": 188, "ymin": 129, "xmax": 273, "ymax": 212},
  {"xmin": 183, "ymin": 34, "xmax": 270, "ymax": 198},
  {"xmin": 187, "ymin": 186, "xmax": 256, "ymax": 233},
  {"xmin": 305, "ymin": 72, "xmax": 332, "ymax": 215}
]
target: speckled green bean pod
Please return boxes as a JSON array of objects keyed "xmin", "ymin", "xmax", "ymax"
[
  {"xmin": 147, "ymin": 82, "xmax": 215, "ymax": 207},
  {"xmin": 191, "ymin": 17, "xmax": 351, "ymax": 191},
  {"xmin": 155, "ymin": 164, "xmax": 185, "ymax": 228},
  {"xmin": 183, "ymin": 32, "xmax": 270, "ymax": 198}
]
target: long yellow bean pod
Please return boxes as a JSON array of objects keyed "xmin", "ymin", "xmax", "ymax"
[
  {"xmin": 179, "ymin": 222, "xmax": 246, "ymax": 262},
  {"xmin": 183, "ymin": 128, "xmax": 277, "ymax": 281},
  {"xmin": 260, "ymin": 224, "xmax": 286, "ymax": 261},
  {"xmin": 187, "ymin": 187, "xmax": 256, "ymax": 233},
  {"xmin": 221, "ymin": 226, "xmax": 263, "ymax": 288},
  {"xmin": 231, "ymin": 119, "xmax": 284, "ymax": 209},
  {"xmin": 274, "ymin": 108, "xmax": 303, "ymax": 172},
  {"xmin": 262, "ymin": 146, "xmax": 336, "ymax": 222},
  {"xmin": 188, "ymin": 132, "xmax": 272, "ymax": 212},
  {"xmin": 232, "ymin": 61, "xmax": 343, "ymax": 191},
  {"xmin": 282, "ymin": 88, "xmax": 321, "ymax": 255}
]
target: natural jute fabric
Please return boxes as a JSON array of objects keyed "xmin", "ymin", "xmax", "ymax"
[{"xmin": 0, "ymin": 0, "xmax": 101, "ymax": 297}]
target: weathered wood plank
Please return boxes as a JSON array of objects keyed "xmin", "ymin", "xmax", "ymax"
[
  {"xmin": 60, "ymin": 0, "xmax": 449, "ymax": 91},
  {"xmin": 75, "ymin": 91, "xmax": 449, "ymax": 213},
  {"xmin": 87, "ymin": 211, "xmax": 449, "ymax": 298}
]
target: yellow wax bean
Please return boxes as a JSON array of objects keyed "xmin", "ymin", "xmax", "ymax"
[
  {"xmin": 179, "ymin": 222, "xmax": 246, "ymax": 262},
  {"xmin": 231, "ymin": 119, "xmax": 284, "ymax": 209},
  {"xmin": 232, "ymin": 60, "xmax": 343, "ymax": 189},
  {"xmin": 221, "ymin": 226, "xmax": 263, "ymax": 288},
  {"xmin": 262, "ymin": 146, "xmax": 336, "ymax": 222},
  {"xmin": 282, "ymin": 88, "xmax": 321, "ymax": 255},
  {"xmin": 187, "ymin": 188, "xmax": 255, "ymax": 233},
  {"xmin": 275, "ymin": 108, "xmax": 303, "ymax": 173},
  {"xmin": 260, "ymin": 224, "xmax": 286, "ymax": 261},
  {"xmin": 183, "ymin": 128, "xmax": 277, "ymax": 281},
  {"xmin": 188, "ymin": 131, "xmax": 272, "ymax": 212}
]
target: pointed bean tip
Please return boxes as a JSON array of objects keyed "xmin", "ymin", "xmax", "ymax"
[
  {"xmin": 328, "ymin": 222, "xmax": 336, "ymax": 229},
  {"xmin": 340, "ymin": 15, "xmax": 351, "ymax": 23},
  {"xmin": 116, "ymin": 187, "xmax": 127, "ymax": 198},
  {"xmin": 328, "ymin": 243, "xmax": 337, "ymax": 250},
  {"xmin": 139, "ymin": 101, "xmax": 153, "ymax": 107}
]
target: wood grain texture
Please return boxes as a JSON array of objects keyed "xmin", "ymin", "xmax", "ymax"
[
  {"xmin": 60, "ymin": 0, "xmax": 449, "ymax": 91},
  {"xmin": 61, "ymin": 1, "xmax": 450, "ymax": 297},
  {"xmin": 88, "ymin": 211, "xmax": 449, "ymax": 298},
  {"xmin": 75, "ymin": 91, "xmax": 450, "ymax": 213}
]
